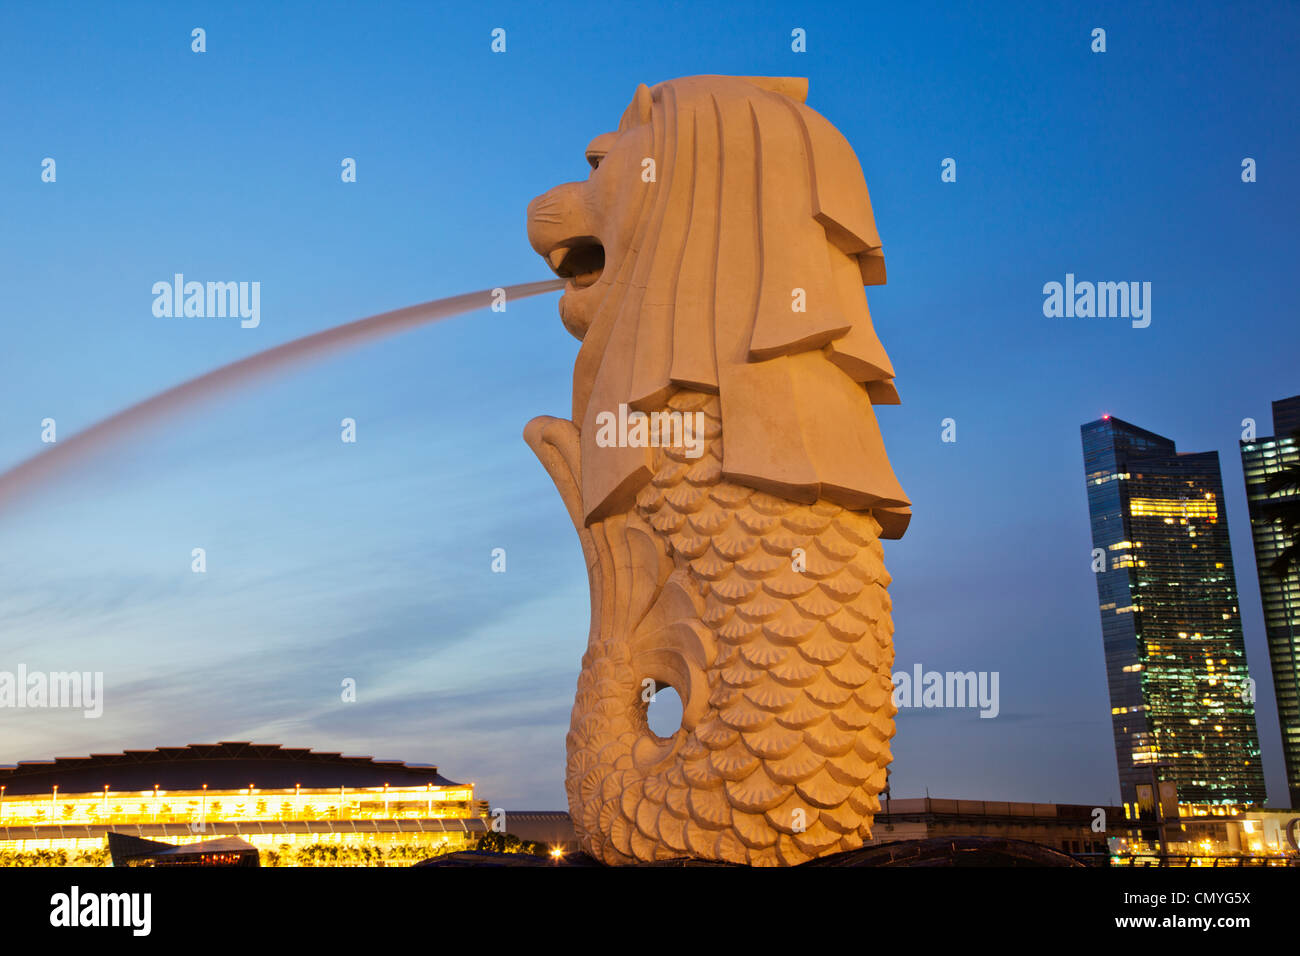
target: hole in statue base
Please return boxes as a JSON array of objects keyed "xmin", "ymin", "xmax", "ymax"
[{"xmin": 646, "ymin": 685, "xmax": 683, "ymax": 739}]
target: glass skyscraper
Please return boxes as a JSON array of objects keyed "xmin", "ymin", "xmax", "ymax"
[
  {"xmin": 1240, "ymin": 395, "xmax": 1300, "ymax": 809},
  {"xmin": 1081, "ymin": 416, "xmax": 1266, "ymax": 812}
]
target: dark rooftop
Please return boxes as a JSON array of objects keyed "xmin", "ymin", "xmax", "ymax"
[{"xmin": 0, "ymin": 742, "xmax": 461, "ymax": 795}]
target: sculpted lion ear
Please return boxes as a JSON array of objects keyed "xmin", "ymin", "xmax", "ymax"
[
  {"xmin": 620, "ymin": 83, "xmax": 655, "ymax": 129},
  {"xmin": 736, "ymin": 76, "xmax": 808, "ymax": 102}
]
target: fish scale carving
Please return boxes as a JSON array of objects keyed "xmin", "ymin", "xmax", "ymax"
[{"xmin": 557, "ymin": 392, "xmax": 897, "ymax": 866}]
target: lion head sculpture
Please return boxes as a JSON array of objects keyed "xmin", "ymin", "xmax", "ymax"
[{"xmin": 527, "ymin": 74, "xmax": 910, "ymax": 536}]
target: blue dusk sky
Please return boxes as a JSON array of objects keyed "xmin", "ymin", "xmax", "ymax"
[{"xmin": 0, "ymin": 1, "xmax": 1297, "ymax": 809}]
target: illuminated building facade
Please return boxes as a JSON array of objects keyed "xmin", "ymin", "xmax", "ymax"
[
  {"xmin": 1081, "ymin": 416, "xmax": 1267, "ymax": 813},
  {"xmin": 1109, "ymin": 806, "xmax": 1299, "ymax": 865},
  {"xmin": 1240, "ymin": 395, "xmax": 1300, "ymax": 809},
  {"xmin": 0, "ymin": 742, "xmax": 489, "ymax": 866}
]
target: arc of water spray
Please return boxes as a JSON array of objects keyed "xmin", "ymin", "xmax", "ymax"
[{"xmin": 0, "ymin": 279, "xmax": 565, "ymax": 510}]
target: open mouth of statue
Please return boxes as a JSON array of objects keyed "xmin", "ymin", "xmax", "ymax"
[{"xmin": 545, "ymin": 236, "xmax": 605, "ymax": 290}]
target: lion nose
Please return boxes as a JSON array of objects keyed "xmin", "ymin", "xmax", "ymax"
[{"xmin": 526, "ymin": 183, "xmax": 593, "ymax": 258}]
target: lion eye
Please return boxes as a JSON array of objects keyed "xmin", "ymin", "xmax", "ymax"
[{"xmin": 584, "ymin": 132, "xmax": 618, "ymax": 171}]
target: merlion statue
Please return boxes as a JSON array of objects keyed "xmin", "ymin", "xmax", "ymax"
[{"xmin": 524, "ymin": 75, "xmax": 910, "ymax": 866}]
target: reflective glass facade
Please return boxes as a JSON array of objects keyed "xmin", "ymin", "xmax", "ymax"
[
  {"xmin": 1082, "ymin": 416, "xmax": 1266, "ymax": 810},
  {"xmin": 1240, "ymin": 396, "xmax": 1300, "ymax": 808}
]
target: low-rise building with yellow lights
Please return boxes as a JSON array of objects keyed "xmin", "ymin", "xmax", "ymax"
[
  {"xmin": 0, "ymin": 742, "xmax": 490, "ymax": 866},
  {"xmin": 1109, "ymin": 802, "xmax": 1299, "ymax": 865}
]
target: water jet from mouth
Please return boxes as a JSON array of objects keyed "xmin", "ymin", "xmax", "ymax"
[{"xmin": 0, "ymin": 279, "xmax": 565, "ymax": 512}]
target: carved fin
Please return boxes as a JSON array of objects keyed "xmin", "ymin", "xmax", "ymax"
[{"xmin": 524, "ymin": 415, "xmax": 584, "ymax": 531}]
